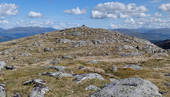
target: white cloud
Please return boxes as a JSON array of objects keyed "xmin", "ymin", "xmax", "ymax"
[
  {"xmin": 26, "ymin": 11, "xmax": 43, "ymax": 18},
  {"xmin": 63, "ymin": 7, "xmax": 87, "ymax": 14},
  {"xmin": 91, "ymin": 10, "xmax": 117, "ymax": 19},
  {"xmin": 0, "ymin": 20, "xmax": 9, "ymax": 24},
  {"xmin": 124, "ymin": 18, "xmax": 135, "ymax": 24},
  {"xmin": 0, "ymin": 16, "xmax": 5, "ymax": 20},
  {"xmin": 149, "ymin": 0, "xmax": 161, "ymax": 3},
  {"xmin": 158, "ymin": 3, "xmax": 170, "ymax": 13},
  {"xmin": 91, "ymin": 2, "xmax": 150, "ymax": 19},
  {"xmin": 153, "ymin": 12, "xmax": 162, "ymax": 17},
  {"xmin": 0, "ymin": 3, "xmax": 19, "ymax": 16}
]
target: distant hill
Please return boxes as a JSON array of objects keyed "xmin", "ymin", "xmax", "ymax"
[
  {"xmin": 0, "ymin": 27, "xmax": 57, "ymax": 39},
  {"xmin": 0, "ymin": 35, "xmax": 12, "ymax": 42},
  {"xmin": 111, "ymin": 28, "xmax": 170, "ymax": 43},
  {"xmin": 154, "ymin": 39, "xmax": 170, "ymax": 49}
]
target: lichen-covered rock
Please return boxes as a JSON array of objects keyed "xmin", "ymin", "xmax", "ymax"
[
  {"xmin": 151, "ymin": 53, "xmax": 169, "ymax": 57},
  {"xmin": 43, "ymin": 66, "xmax": 66, "ymax": 71},
  {"xmin": 88, "ymin": 77, "xmax": 162, "ymax": 97},
  {"xmin": 121, "ymin": 52, "xmax": 142, "ymax": 57},
  {"xmin": 13, "ymin": 93, "xmax": 21, "ymax": 97},
  {"xmin": 0, "ymin": 61, "xmax": 6, "ymax": 72},
  {"xmin": 86, "ymin": 60, "xmax": 98, "ymax": 64},
  {"xmin": 29, "ymin": 84, "xmax": 49, "ymax": 97},
  {"xmin": 85, "ymin": 85, "xmax": 101, "ymax": 91},
  {"xmin": 123, "ymin": 64, "xmax": 143, "ymax": 70},
  {"xmin": 73, "ymin": 73, "xmax": 105, "ymax": 83},
  {"xmin": 0, "ymin": 84, "xmax": 5, "ymax": 97},
  {"xmin": 24, "ymin": 79, "xmax": 45, "ymax": 85}
]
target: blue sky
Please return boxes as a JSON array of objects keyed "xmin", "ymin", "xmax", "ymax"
[{"xmin": 0, "ymin": 0, "xmax": 170, "ymax": 29}]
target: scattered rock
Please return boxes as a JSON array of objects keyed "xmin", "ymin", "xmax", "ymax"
[
  {"xmin": 0, "ymin": 84, "xmax": 5, "ymax": 97},
  {"xmin": 19, "ymin": 53, "xmax": 32, "ymax": 56},
  {"xmin": 13, "ymin": 93, "xmax": 21, "ymax": 97},
  {"xmin": 43, "ymin": 66, "xmax": 66, "ymax": 71},
  {"xmin": 151, "ymin": 53, "xmax": 169, "ymax": 57},
  {"xmin": 62, "ymin": 55, "xmax": 74, "ymax": 59},
  {"xmin": 121, "ymin": 52, "xmax": 142, "ymax": 57},
  {"xmin": 123, "ymin": 64, "xmax": 143, "ymax": 70},
  {"xmin": 110, "ymin": 67, "xmax": 117, "ymax": 72},
  {"xmin": 86, "ymin": 60, "xmax": 98, "ymax": 64},
  {"xmin": 5, "ymin": 66, "xmax": 15, "ymax": 70},
  {"xmin": 85, "ymin": 85, "xmax": 101, "ymax": 91},
  {"xmin": 24, "ymin": 79, "xmax": 45, "ymax": 85},
  {"xmin": 88, "ymin": 77, "xmax": 162, "ymax": 97},
  {"xmin": 0, "ymin": 61, "xmax": 6, "ymax": 72},
  {"xmin": 73, "ymin": 73, "xmax": 105, "ymax": 83},
  {"xmin": 29, "ymin": 84, "xmax": 49, "ymax": 97}
]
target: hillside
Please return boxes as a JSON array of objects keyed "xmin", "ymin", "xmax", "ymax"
[
  {"xmin": 0, "ymin": 36, "xmax": 12, "ymax": 42},
  {"xmin": 155, "ymin": 39, "xmax": 170, "ymax": 49},
  {"xmin": 0, "ymin": 25, "xmax": 169, "ymax": 96}
]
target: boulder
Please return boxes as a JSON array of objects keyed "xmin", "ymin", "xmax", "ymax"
[
  {"xmin": 24, "ymin": 79, "xmax": 45, "ymax": 85},
  {"xmin": 0, "ymin": 61, "xmax": 6, "ymax": 72},
  {"xmin": 151, "ymin": 53, "xmax": 169, "ymax": 57},
  {"xmin": 88, "ymin": 77, "xmax": 162, "ymax": 97},
  {"xmin": 123, "ymin": 64, "xmax": 143, "ymax": 70},
  {"xmin": 72, "ymin": 32, "xmax": 82, "ymax": 36},
  {"xmin": 121, "ymin": 52, "xmax": 142, "ymax": 57},
  {"xmin": 62, "ymin": 55, "xmax": 74, "ymax": 59},
  {"xmin": 85, "ymin": 85, "xmax": 101, "ymax": 91},
  {"xmin": 12, "ymin": 93, "xmax": 21, "ymax": 97},
  {"xmin": 86, "ymin": 60, "xmax": 98, "ymax": 64},
  {"xmin": 29, "ymin": 84, "xmax": 49, "ymax": 97},
  {"xmin": 43, "ymin": 66, "xmax": 66, "ymax": 71},
  {"xmin": 73, "ymin": 73, "xmax": 105, "ymax": 83},
  {"xmin": 0, "ymin": 84, "xmax": 5, "ymax": 97}
]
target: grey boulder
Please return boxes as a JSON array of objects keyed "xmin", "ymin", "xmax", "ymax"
[
  {"xmin": 29, "ymin": 84, "xmax": 49, "ymax": 97},
  {"xmin": 0, "ymin": 84, "xmax": 5, "ymax": 97},
  {"xmin": 73, "ymin": 73, "xmax": 105, "ymax": 83},
  {"xmin": 123, "ymin": 64, "xmax": 143, "ymax": 70},
  {"xmin": 0, "ymin": 61, "xmax": 6, "ymax": 72},
  {"xmin": 43, "ymin": 66, "xmax": 66, "ymax": 71},
  {"xmin": 13, "ymin": 93, "xmax": 21, "ymax": 97},
  {"xmin": 24, "ymin": 79, "xmax": 45, "ymax": 85},
  {"xmin": 88, "ymin": 77, "xmax": 162, "ymax": 97}
]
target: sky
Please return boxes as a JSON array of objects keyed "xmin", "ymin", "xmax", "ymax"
[{"xmin": 0, "ymin": 0, "xmax": 170, "ymax": 29}]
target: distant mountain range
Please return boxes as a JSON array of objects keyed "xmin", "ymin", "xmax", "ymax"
[
  {"xmin": 0, "ymin": 27, "xmax": 57, "ymax": 42},
  {"xmin": 111, "ymin": 28, "xmax": 170, "ymax": 43}
]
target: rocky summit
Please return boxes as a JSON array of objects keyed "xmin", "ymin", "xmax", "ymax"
[{"xmin": 0, "ymin": 25, "xmax": 169, "ymax": 96}]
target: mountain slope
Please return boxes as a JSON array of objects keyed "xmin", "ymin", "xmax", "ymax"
[{"xmin": 0, "ymin": 25, "xmax": 169, "ymax": 96}]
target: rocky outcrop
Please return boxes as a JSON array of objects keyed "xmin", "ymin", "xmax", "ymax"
[
  {"xmin": 88, "ymin": 77, "xmax": 162, "ymax": 97},
  {"xmin": 85, "ymin": 85, "xmax": 101, "ymax": 91},
  {"xmin": 29, "ymin": 84, "xmax": 49, "ymax": 97}
]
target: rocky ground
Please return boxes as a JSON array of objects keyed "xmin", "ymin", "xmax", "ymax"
[{"xmin": 0, "ymin": 25, "xmax": 169, "ymax": 97}]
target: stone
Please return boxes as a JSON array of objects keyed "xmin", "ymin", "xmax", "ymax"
[
  {"xmin": 121, "ymin": 52, "xmax": 142, "ymax": 57},
  {"xmin": 43, "ymin": 66, "xmax": 66, "ymax": 71},
  {"xmin": 73, "ymin": 73, "xmax": 105, "ymax": 83},
  {"xmin": 29, "ymin": 84, "xmax": 49, "ymax": 97},
  {"xmin": 0, "ymin": 61, "xmax": 6, "ymax": 72},
  {"xmin": 44, "ymin": 47, "xmax": 50, "ymax": 52},
  {"xmin": 123, "ymin": 64, "xmax": 143, "ymax": 70},
  {"xmin": 86, "ymin": 60, "xmax": 98, "ymax": 64},
  {"xmin": 88, "ymin": 77, "xmax": 162, "ymax": 97},
  {"xmin": 85, "ymin": 85, "xmax": 101, "ymax": 91},
  {"xmin": 123, "ymin": 45, "xmax": 134, "ymax": 49},
  {"xmin": 72, "ymin": 32, "xmax": 82, "ymax": 36},
  {"xmin": 5, "ymin": 66, "xmax": 15, "ymax": 70},
  {"xmin": 110, "ymin": 67, "xmax": 117, "ymax": 72},
  {"xmin": 12, "ymin": 93, "xmax": 21, "ymax": 97},
  {"xmin": 2, "ymin": 51, "xmax": 8, "ymax": 55},
  {"xmin": 151, "ymin": 53, "xmax": 169, "ymax": 57},
  {"xmin": 0, "ymin": 84, "xmax": 5, "ymax": 97},
  {"xmin": 19, "ymin": 53, "xmax": 32, "ymax": 56},
  {"xmin": 24, "ymin": 79, "xmax": 45, "ymax": 85},
  {"xmin": 62, "ymin": 55, "xmax": 74, "ymax": 59}
]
